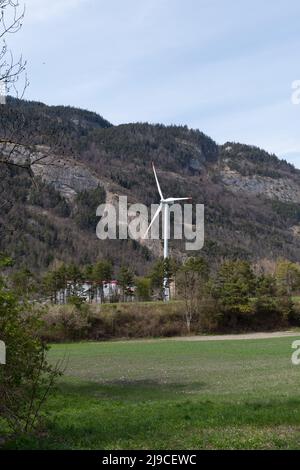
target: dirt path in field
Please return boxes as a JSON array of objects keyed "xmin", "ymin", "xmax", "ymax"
[
  {"xmin": 169, "ymin": 331, "xmax": 300, "ymax": 342},
  {"xmin": 114, "ymin": 331, "xmax": 300, "ymax": 345}
]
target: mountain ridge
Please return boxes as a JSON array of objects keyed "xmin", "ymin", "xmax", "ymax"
[{"xmin": 1, "ymin": 97, "xmax": 300, "ymax": 273}]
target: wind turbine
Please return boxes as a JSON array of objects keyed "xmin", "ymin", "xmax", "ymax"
[{"xmin": 143, "ymin": 163, "xmax": 191, "ymax": 301}]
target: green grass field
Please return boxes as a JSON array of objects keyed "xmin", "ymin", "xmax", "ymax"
[{"xmin": 5, "ymin": 335, "xmax": 300, "ymax": 450}]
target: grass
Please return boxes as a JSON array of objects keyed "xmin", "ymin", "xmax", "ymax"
[
  {"xmin": 3, "ymin": 335, "xmax": 300, "ymax": 450},
  {"xmin": 99, "ymin": 300, "xmax": 184, "ymax": 309}
]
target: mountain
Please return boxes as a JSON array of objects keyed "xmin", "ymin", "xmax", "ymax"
[{"xmin": 1, "ymin": 96, "xmax": 300, "ymax": 274}]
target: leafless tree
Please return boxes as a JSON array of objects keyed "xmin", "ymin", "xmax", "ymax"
[
  {"xmin": 177, "ymin": 257, "xmax": 209, "ymax": 333},
  {"xmin": 0, "ymin": 1, "xmax": 64, "ymax": 179},
  {"xmin": 0, "ymin": 0, "xmax": 36, "ymax": 177},
  {"xmin": 0, "ymin": 1, "xmax": 27, "ymax": 96}
]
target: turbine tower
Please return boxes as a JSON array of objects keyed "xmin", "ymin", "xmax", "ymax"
[{"xmin": 144, "ymin": 163, "xmax": 191, "ymax": 301}]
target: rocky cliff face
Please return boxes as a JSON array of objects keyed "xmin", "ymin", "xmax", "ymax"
[
  {"xmin": 32, "ymin": 155, "xmax": 102, "ymax": 201},
  {"xmin": 220, "ymin": 165, "xmax": 300, "ymax": 204}
]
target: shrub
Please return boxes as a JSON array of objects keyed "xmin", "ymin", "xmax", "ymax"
[
  {"xmin": 0, "ymin": 281, "xmax": 61, "ymax": 436},
  {"xmin": 42, "ymin": 303, "xmax": 92, "ymax": 341},
  {"xmin": 253, "ymin": 296, "xmax": 292, "ymax": 330},
  {"xmin": 288, "ymin": 301, "xmax": 300, "ymax": 326}
]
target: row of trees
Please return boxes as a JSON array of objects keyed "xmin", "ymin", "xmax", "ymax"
[
  {"xmin": 178, "ymin": 258, "xmax": 300, "ymax": 332},
  {"xmin": 42, "ymin": 261, "xmax": 136, "ymax": 303},
  {"xmin": 15, "ymin": 256, "xmax": 297, "ymax": 335},
  {"xmin": 7, "ymin": 256, "xmax": 300, "ymax": 309},
  {"xmin": 39, "ymin": 257, "xmax": 192, "ymax": 303}
]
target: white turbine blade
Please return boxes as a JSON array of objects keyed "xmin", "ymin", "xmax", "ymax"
[
  {"xmin": 152, "ymin": 162, "xmax": 164, "ymax": 200},
  {"xmin": 165, "ymin": 197, "xmax": 192, "ymax": 202},
  {"xmin": 143, "ymin": 203, "xmax": 162, "ymax": 239}
]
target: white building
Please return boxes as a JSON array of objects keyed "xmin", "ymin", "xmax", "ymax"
[{"xmin": 55, "ymin": 280, "xmax": 121, "ymax": 304}]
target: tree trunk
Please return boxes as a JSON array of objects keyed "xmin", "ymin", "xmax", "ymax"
[{"xmin": 186, "ymin": 315, "xmax": 191, "ymax": 334}]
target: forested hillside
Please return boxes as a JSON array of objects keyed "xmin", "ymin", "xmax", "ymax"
[{"xmin": 1, "ymin": 97, "xmax": 300, "ymax": 274}]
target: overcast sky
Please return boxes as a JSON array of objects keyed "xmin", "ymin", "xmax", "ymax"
[{"xmin": 8, "ymin": 0, "xmax": 300, "ymax": 167}]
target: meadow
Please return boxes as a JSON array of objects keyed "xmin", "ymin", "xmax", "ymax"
[{"xmin": 4, "ymin": 334, "xmax": 300, "ymax": 450}]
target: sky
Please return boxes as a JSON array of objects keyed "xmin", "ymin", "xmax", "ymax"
[{"xmin": 7, "ymin": 0, "xmax": 300, "ymax": 167}]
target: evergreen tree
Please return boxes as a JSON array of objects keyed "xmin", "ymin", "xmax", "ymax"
[
  {"xmin": 118, "ymin": 265, "xmax": 134, "ymax": 301},
  {"xmin": 275, "ymin": 259, "xmax": 300, "ymax": 295},
  {"xmin": 135, "ymin": 277, "xmax": 151, "ymax": 301}
]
